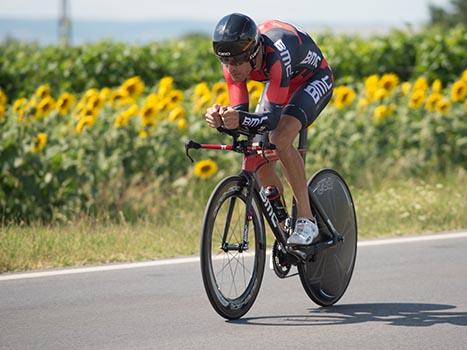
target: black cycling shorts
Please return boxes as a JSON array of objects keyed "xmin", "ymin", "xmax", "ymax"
[{"xmin": 255, "ymin": 67, "xmax": 334, "ymax": 129}]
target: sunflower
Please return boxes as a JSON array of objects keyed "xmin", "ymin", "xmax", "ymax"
[
  {"xmin": 144, "ymin": 93, "xmax": 160, "ymax": 106},
  {"xmin": 141, "ymin": 104, "xmax": 158, "ymax": 120},
  {"xmin": 141, "ymin": 114, "xmax": 157, "ymax": 127},
  {"xmin": 167, "ymin": 90, "xmax": 184, "ymax": 104},
  {"xmin": 177, "ymin": 118, "xmax": 187, "ymax": 130},
  {"xmin": 79, "ymin": 106, "xmax": 98, "ymax": 119},
  {"xmin": 75, "ymin": 116, "xmax": 96, "ymax": 133},
  {"xmin": 0, "ymin": 88, "xmax": 7, "ymax": 105},
  {"xmin": 24, "ymin": 97, "xmax": 39, "ymax": 120},
  {"xmin": 124, "ymin": 104, "xmax": 139, "ymax": 118},
  {"xmin": 365, "ymin": 86, "xmax": 377, "ymax": 102},
  {"xmin": 32, "ymin": 133, "xmax": 48, "ymax": 153},
  {"xmin": 364, "ymin": 75, "xmax": 379, "ymax": 92},
  {"xmin": 114, "ymin": 112, "xmax": 130, "ymax": 128},
  {"xmin": 378, "ymin": 73, "xmax": 399, "ymax": 92},
  {"xmin": 109, "ymin": 89, "xmax": 131, "ymax": 107},
  {"xmin": 194, "ymin": 92, "xmax": 212, "ymax": 113},
  {"xmin": 215, "ymin": 91, "xmax": 229, "ymax": 106},
  {"xmin": 0, "ymin": 105, "xmax": 5, "ymax": 121},
  {"xmin": 212, "ymin": 81, "xmax": 228, "ymax": 96},
  {"xmin": 99, "ymin": 87, "xmax": 111, "ymax": 101},
  {"xmin": 37, "ymin": 96, "xmax": 55, "ymax": 117},
  {"xmin": 193, "ymin": 82, "xmax": 210, "ymax": 100},
  {"xmin": 372, "ymin": 105, "xmax": 388, "ymax": 124},
  {"xmin": 83, "ymin": 88, "xmax": 99, "ymax": 100},
  {"xmin": 56, "ymin": 92, "xmax": 76, "ymax": 115},
  {"xmin": 140, "ymin": 104, "xmax": 158, "ymax": 126},
  {"xmin": 158, "ymin": 76, "xmax": 174, "ymax": 98},
  {"xmin": 431, "ymin": 79, "xmax": 442, "ymax": 93},
  {"xmin": 250, "ymin": 90, "xmax": 262, "ymax": 107},
  {"xmin": 462, "ymin": 69, "xmax": 467, "ymax": 83},
  {"xmin": 356, "ymin": 98, "xmax": 368, "ymax": 111},
  {"xmin": 425, "ymin": 93, "xmax": 442, "ymax": 112},
  {"xmin": 168, "ymin": 105, "xmax": 185, "ymax": 121},
  {"xmin": 374, "ymin": 88, "xmax": 389, "ymax": 101},
  {"xmin": 247, "ymin": 81, "xmax": 264, "ymax": 94},
  {"xmin": 435, "ymin": 99, "xmax": 450, "ymax": 114},
  {"xmin": 409, "ymin": 90, "xmax": 425, "ymax": 109},
  {"xmin": 139, "ymin": 128, "xmax": 149, "ymax": 139},
  {"xmin": 401, "ymin": 82, "xmax": 411, "ymax": 96},
  {"xmin": 194, "ymin": 159, "xmax": 218, "ymax": 179},
  {"xmin": 413, "ymin": 77, "xmax": 428, "ymax": 92},
  {"xmin": 12, "ymin": 98, "xmax": 28, "ymax": 113},
  {"xmin": 35, "ymin": 84, "xmax": 50, "ymax": 99},
  {"xmin": 114, "ymin": 104, "xmax": 139, "ymax": 128},
  {"xmin": 86, "ymin": 94, "xmax": 104, "ymax": 111},
  {"xmin": 333, "ymin": 86, "xmax": 356, "ymax": 109},
  {"xmin": 450, "ymin": 80, "xmax": 466, "ymax": 102},
  {"xmin": 121, "ymin": 76, "xmax": 145, "ymax": 98}
]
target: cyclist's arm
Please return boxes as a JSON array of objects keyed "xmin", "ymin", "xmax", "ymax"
[
  {"xmin": 237, "ymin": 60, "xmax": 289, "ymax": 132},
  {"xmin": 223, "ymin": 65, "xmax": 249, "ymax": 112}
]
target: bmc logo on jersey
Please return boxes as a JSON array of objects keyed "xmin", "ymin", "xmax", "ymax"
[
  {"xmin": 304, "ymin": 75, "xmax": 333, "ymax": 103},
  {"xmin": 242, "ymin": 116, "xmax": 268, "ymax": 128},
  {"xmin": 300, "ymin": 50, "xmax": 321, "ymax": 69},
  {"xmin": 273, "ymin": 39, "xmax": 293, "ymax": 78}
]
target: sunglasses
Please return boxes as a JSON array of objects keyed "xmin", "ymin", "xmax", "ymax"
[{"xmin": 218, "ymin": 51, "xmax": 251, "ymax": 66}]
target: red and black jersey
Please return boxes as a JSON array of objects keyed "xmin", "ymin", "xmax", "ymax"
[{"xmin": 223, "ymin": 19, "xmax": 331, "ymax": 131}]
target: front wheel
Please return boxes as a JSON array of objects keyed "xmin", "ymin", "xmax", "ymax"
[
  {"xmin": 298, "ymin": 169, "xmax": 357, "ymax": 306},
  {"xmin": 200, "ymin": 176, "xmax": 266, "ymax": 319}
]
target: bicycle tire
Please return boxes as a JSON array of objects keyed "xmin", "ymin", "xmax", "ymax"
[
  {"xmin": 200, "ymin": 175, "xmax": 266, "ymax": 319},
  {"xmin": 297, "ymin": 169, "xmax": 357, "ymax": 306}
]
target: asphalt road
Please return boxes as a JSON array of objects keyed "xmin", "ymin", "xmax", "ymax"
[{"xmin": 1, "ymin": 232, "xmax": 466, "ymax": 350}]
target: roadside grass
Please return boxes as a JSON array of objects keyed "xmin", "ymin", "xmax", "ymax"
[{"xmin": 1, "ymin": 170, "xmax": 465, "ymax": 273}]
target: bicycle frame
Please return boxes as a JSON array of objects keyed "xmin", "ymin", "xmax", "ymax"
[{"xmin": 237, "ymin": 152, "xmax": 344, "ymax": 263}]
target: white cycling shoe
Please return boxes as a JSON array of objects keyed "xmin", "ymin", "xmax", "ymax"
[{"xmin": 287, "ymin": 217, "xmax": 319, "ymax": 246}]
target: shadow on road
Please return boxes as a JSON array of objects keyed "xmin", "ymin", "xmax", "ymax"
[{"xmin": 229, "ymin": 303, "xmax": 467, "ymax": 327}]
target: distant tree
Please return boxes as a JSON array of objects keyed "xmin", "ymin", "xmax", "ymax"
[{"xmin": 429, "ymin": 0, "xmax": 467, "ymax": 26}]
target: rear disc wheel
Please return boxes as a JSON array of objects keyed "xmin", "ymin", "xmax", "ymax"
[{"xmin": 298, "ymin": 169, "xmax": 357, "ymax": 306}]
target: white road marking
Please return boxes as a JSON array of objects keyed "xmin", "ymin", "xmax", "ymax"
[
  {"xmin": 1, "ymin": 231, "xmax": 466, "ymax": 282},
  {"xmin": 358, "ymin": 231, "xmax": 467, "ymax": 246}
]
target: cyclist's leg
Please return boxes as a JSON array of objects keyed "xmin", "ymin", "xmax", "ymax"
[
  {"xmin": 255, "ymin": 160, "xmax": 284, "ymax": 194},
  {"xmin": 253, "ymin": 83, "xmax": 284, "ymax": 194},
  {"xmin": 269, "ymin": 117, "xmax": 311, "ymax": 218},
  {"xmin": 271, "ymin": 67, "xmax": 334, "ymax": 219}
]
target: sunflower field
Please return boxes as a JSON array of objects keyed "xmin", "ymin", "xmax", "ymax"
[
  {"xmin": 1, "ymin": 25, "xmax": 466, "ymax": 100},
  {"xmin": 0, "ymin": 27, "xmax": 466, "ymax": 224}
]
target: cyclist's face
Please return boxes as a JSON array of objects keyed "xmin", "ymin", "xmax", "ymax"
[{"xmin": 223, "ymin": 61, "xmax": 252, "ymax": 82}]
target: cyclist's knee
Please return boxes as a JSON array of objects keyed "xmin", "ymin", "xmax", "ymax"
[
  {"xmin": 270, "ymin": 130, "xmax": 291, "ymax": 151},
  {"xmin": 270, "ymin": 116, "xmax": 300, "ymax": 151}
]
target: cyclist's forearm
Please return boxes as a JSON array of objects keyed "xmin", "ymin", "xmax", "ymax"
[
  {"xmin": 237, "ymin": 105, "xmax": 282, "ymax": 131},
  {"xmin": 232, "ymin": 103, "xmax": 249, "ymax": 112}
]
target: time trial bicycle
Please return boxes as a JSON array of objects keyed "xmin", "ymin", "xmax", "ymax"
[{"xmin": 185, "ymin": 126, "xmax": 357, "ymax": 320}]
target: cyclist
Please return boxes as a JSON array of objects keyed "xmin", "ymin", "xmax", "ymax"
[{"xmin": 205, "ymin": 13, "xmax": 333, "ymax": 246}]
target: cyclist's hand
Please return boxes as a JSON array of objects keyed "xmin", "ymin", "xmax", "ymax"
[
  {"xmin": 205, "ymin": 104, "xmax": 223, "ymax": 128},
  {"xmin": 221, "ymin": 107, "xmax": 239, "ymax": 129}
]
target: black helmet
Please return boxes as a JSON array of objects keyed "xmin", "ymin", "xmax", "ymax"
[{"xmin": 212, "ymin": 13, "xmax": 261, "ymax": 65}]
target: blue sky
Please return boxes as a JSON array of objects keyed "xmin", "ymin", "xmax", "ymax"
[{"xmin": 0, "ymin": 0, "xmax": 451, "ymax": 24}]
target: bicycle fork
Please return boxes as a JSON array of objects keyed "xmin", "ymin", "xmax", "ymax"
[{"xmin": 220, "ymin": 176, "xmax": 254, "ymax": 253}]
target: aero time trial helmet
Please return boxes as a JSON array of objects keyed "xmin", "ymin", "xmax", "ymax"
[{"xmin": 212, "ymin": 13, "xmax": 261, "ymax": 66}]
